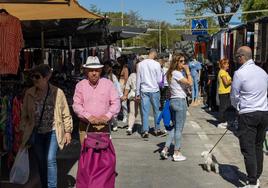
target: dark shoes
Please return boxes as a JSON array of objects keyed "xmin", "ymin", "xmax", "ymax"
[
  {"xmin": 155, "ymin": 130, "xmax": 167, "ymax": 136},
  {"xmin": 142, "ymin": 132, "xmax": 149, "ymax": 138}
]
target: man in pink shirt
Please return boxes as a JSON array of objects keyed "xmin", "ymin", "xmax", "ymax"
[{"xmin": 73, "ymin": 56, "xmax": 120, "ymax": 143}]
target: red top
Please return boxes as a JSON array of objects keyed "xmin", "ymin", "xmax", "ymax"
[{"xmin": 0, "ymin": 13, "xmax": 23, "ymax": 75}]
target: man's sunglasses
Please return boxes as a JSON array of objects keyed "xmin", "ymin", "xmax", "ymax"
[
  {"xmin": 236, "ymin": 54, "xmax": 244, "ymax": 58},
  {"xmin": 31, "ymin": 74, "xmax": 41, "ymax": 80}
]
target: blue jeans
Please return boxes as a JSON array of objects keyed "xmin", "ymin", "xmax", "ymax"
[
  {"xmin": 33, "ymin": 131, "xmax": 58, "ymax": 188},
  {"xmin": 141, "ymin": 91, "xmax": 160, "ymax": 132},
  {"xmin": 165, "ymin": 98, "xmax": 187, "ymax": 150},
  {"xmin": 192, "ymin": 75, "xmax": 199, "ymax": 101}
]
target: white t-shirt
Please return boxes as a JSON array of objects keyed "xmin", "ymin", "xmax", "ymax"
[
  {"xmin": 136, "ymin": 59, "xmax": 162, "ymax": 95},
  {"xmin": 169, "ymin": 70, "xmax": 187, "ymax": 99},
  {"xmin": 111, "ymin": 74, "xmax": 123, "ymax": 97},
  {"xmin": 162, "ymin": 67, "xmax": 168, "ymax": 87}
]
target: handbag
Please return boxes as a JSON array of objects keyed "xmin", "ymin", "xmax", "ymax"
[
  {"xmin": 26, "ymin": 85, "xmax": 50, "ymax": 146},
  {"xmin": 76, "ymin": 123, "xmax": 116, "ymax": 188},
  {"xmin": 84, "ymin": 133, "xmax": 109, "ymax": 150}
]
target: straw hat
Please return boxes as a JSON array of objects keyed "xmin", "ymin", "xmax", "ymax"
[{"xmin": 82, "ymin": 56, "xmax": 103, "ymax": 69}]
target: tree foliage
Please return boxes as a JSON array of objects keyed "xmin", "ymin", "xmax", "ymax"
[
  {"xmin": 242, "ymin": 0, "xmax": 268, "ymax": 21},
  {"xmin": 89, "ymin": 5, "xmax": 181, "ymax": 49},
  {"xmin": 168, "ymin": 0, "xmax": 242, "ymax": 27}
]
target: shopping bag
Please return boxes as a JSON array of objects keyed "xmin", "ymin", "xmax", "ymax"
[
  {"xmin": 76, "ymin": 133, "xmax": 116, "ymax": 188},
  {"xmin": 9, "ymin": 148, "xmax": 29, "ymax": 184}
]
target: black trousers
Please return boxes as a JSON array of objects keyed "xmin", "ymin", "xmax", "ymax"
[
  {"xmin": 238, "ymin": 111, "xmax": 268, "ymax": 185},
  {"xmin": 218, "ymin": 93, "xmax": 231, "ymax": 122}
]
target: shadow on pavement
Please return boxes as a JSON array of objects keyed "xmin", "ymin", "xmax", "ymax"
[
  {"xmin": 57, "ymin": 139, "xmax": 81, "ymax": 188},
  {"xmin": 206, "ymin": 119, "xmax": 219, "ymax": 127},
  {"xmin": 198, "ymin": 163, "xmax": 247, "ymax": 187},
  {"xmin": 154, "ymin": 142, "xmax": 175, "ymax": 157},
  {"xmin": 219, "ymin": 163, "xmax": 247, "ymax": 187}
]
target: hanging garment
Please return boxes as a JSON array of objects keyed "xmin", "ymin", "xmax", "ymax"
[
  {"xmin": 5, "ymin": 97, "xmax": 13, "ymax": 152},
  {"xmin": 0, "ymin": 96, "xmax": 8, "ymax": 132},
  {"xmin": 12, "ymin": 96, "xmax": 22, "ymax": 154},
  {"xmin": 0, "ymin": 13, "xmax": 23, "ymax": 74}
]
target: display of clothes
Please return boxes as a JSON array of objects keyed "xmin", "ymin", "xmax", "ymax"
[
  {"xmin": 0, "ymin": 11, "xmax": 23, "ymax": 75},
  {"xmin": 194, "ymin": 42, "xmax": 207, "ymax": 62},
  {"xmin": 0, "ymin": 95, "xmax": 23, "ymax": 168},
  {"xmin": 189, "ymin": 59, "xmax": 202, "ymax": 102},
  {"xmin": 20, "ymin": 47, "xmax": 106, "ymax": 76}
]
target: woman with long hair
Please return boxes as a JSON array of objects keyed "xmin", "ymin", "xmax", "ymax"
[
  {"xmin": 103, "ymin": 60, "xmax": 123, "ymax": 131},
  {"xmin": 121, "ymin": 59, "xmax": 141, "ymax": 135},
  {"xmin": 217, "ymin": 58, "xmax": 232, "ymax": 128},
  {"xmin": 160, "ymin": 53, "xmax": 192, "ymax": 161}
]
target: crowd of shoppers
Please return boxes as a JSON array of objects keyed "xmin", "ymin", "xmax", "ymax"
[{"xmin": 16, "ymin": 46, "xmax": 268, "ymax": 188}]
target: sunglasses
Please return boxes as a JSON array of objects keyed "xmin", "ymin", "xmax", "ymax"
[
  {"xmin": 177, "ymin": 59, "xmax": 186, "ymax": 64},
  {"xmin": 31, "ymin": 74, "xmax": 41, "ymax": 80},
  {"xmin": 236, "ymin": 54, "xmax": 244, "ymax": 58}
]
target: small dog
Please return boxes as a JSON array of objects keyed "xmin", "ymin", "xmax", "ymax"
[{"xmin": 201, "ymin": 151, "xmax": 219, "ymax": 173}]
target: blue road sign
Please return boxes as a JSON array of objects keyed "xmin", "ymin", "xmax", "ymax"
[{"xmin": 192, "ymin": 19, "xmax": 208, "ymax": 35}]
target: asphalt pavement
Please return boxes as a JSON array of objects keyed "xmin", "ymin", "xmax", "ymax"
[{"xmin": 1, "ymin": 104, "xmax": 268, "ymax": 188}]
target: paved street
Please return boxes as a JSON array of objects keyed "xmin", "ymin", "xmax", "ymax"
[
  {"xmin": 111, "ymin": 105, "xmax": 268, "ymax": 188},
  {"xmin": 1, "ymin": 105, "xmax": 268, "ymax": 188}
]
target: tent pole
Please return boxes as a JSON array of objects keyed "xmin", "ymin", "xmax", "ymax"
[
  {"xmin": 69, "ymin": 36, "xmax": 72, "ymax": 51},
  {"xmin": 41, "ymin": 30, "xmax": 45, "ymax": 63}
]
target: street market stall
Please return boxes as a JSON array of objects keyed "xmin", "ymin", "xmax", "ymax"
[{"xmin": 0, "ymin": 1, "xmax": 105, "ymax": 185}]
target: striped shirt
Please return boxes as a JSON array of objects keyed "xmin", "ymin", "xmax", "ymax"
[{"xmin": 0, "ymin": 13, "xmax": 23, "ymax": 74}]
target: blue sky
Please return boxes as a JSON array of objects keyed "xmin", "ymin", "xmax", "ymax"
[
  {"xmin": 78, "ymin": 0, "xmax": 240, "ymax": 26},
  {"xmin": 78, "ymin": 0, "xmax": 184, "ymax": 24}
]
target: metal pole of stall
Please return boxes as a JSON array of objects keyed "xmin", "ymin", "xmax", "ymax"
[
  {"xmin": 69, "ymin": 36, "xmax": 72, "ymax": 51},
  {"xmin": 41, "ymin": 30, "xmax": 45, "ymax": 63}
]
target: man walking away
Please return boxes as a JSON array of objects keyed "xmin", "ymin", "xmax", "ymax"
[
  {"xmin": 136, "ymin": 49, "xmax": 164, "ymax": 138},
  {"xmin": 231, "ymin": 46, "xmax": 268, "ymax": 188}
]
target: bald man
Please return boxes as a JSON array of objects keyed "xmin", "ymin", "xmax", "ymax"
[
  {"xmin": 136, "ymin": 49, "xmax": 165, "ymax": 138},
  {"xmin": 231, "ymin": 46, "xmax": 268, "ymax": 188}
]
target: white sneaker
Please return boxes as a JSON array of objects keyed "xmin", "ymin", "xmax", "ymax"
[
  {"xmin": 218, "ymin": 122, "xmax": 228, "ymax": 129},
  {"xmin": 126, "ymin": 128, "xmax": 132, "ymax": 135},
  {"xmin": 238, "ymin": 185, "xmax": 258, "ymax": 188},
  {"xmin": 173, "ymin": 152, "xmax": 186, "ymax": 161},
  {"xmin": 257, "ymin": 179, "xmax": 260, "ymax": 187},
  {"xmin": 122, "ymin": 117, "xmax": 127, "ymax": 123},
  {"xmin": 186, "ymin": 111, "xmax": 190, "ymax": 116},
  {"xmin": 112, "ymin": 126, "xmax": 118, "ymax": 132},
  {"xmin": 238, "ymin": 180, "xmax": 260, "ymax": 188},
  {"xmin": 160, "ymin": 150, "xmax": 168, "ymax": 159}
]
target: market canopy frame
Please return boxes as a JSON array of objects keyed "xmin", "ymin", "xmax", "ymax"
[{"xmin": 0, "ymin": 0, "xmax": 103, "ymax": 20}]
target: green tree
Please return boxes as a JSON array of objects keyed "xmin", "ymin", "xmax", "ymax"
[
  {"xmin": 88, "ymin": 4, "xmax": 102, "ymax": 14},
  {"xmin": 242, "ymin": 0, "xmax": 268, "ymax": 21},
  {"xmin": 87, "ymin": 5, "xmax": 180, "ymax": 49},
  {"xmin": 167, "ymin": 0, "xmax": 242, "ymax": 27}
]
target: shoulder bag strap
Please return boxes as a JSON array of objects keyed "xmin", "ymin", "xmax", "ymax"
[{"xmin": 37, "ymin": 84, "xmax": 50, "ymax": 128}]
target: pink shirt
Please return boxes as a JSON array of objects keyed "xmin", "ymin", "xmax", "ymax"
[{"xmin": 73, "ymin": 78, "xmax": 120, "ymax": 120}]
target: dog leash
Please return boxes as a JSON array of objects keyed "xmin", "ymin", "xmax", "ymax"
[{"xmin": 208, "ymin": 128, "xmax": 228, "ymax": 154}]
